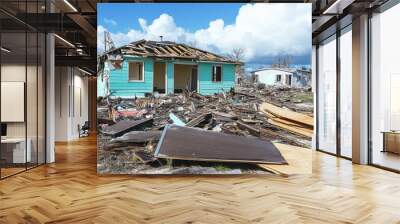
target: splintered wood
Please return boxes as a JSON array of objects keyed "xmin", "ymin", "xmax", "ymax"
[{"xmin": 261, "ymin": 102, "xmax": 313, "ymax": 138}]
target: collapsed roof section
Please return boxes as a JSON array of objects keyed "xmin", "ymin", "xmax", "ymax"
[
  {"xmin": 97, "ymin": 39, "xmax": 243, "ymax": 75},
  {"xmin": 103, "ymin": 39, "xmax": 241, "ymax": 64}
]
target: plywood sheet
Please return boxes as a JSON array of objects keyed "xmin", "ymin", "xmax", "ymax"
[
  {"xmin": 258, "ymin": 143, "xmax": 312, "ymax": 175},
  {"xmin": 267, "ymin": 119, "xmax": 313, "ymax": 138},
  {"xmin": 261, "ymin": 102, "xmax": 313, "ymax": 127},
  {"xmin": 154, "ymin": 125, "xmax": 288, "ymax": 164}
]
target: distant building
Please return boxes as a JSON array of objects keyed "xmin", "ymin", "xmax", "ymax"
[{"xmin": 251, "ymin": 67, "xmax": 311, "ymax": 88}]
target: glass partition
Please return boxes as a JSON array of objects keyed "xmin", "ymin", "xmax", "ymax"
[
  {"xmin": 370, "ymin": 3, "xmax": 400, "ymax": 171},
  {"xmin": 317, "ymin": 35, "xmax": 337, "ymax": 154},
  {"xmin": 0, "ymin": 1, "xmax": 46, "ymax": 179},
  {"xmin": 339, "ymin": 26, "xmax": 352, "ymax": 158},
  {"xmin": 0, "ymin": 31, "xmax": 28, "ymax": 177}
]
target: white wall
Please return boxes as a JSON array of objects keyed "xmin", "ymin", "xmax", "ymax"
[
  {"xmin": 55, "ymin": 67, "xmax": 89, "ymax": 141},
  {"xmin": 254, "ymin": 69, "xmax": 292, "ymax": 86}
]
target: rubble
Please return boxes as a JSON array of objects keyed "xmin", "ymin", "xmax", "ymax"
[{"xmin": 97, "ymin": 84, "xmax": 313, "ymax": 175}]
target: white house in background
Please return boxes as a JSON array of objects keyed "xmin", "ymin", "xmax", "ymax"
[{"xmin": 251, "ymin": 67, "xmax": 311, "ymax": 88}]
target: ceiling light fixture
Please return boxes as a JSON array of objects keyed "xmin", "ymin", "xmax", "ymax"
[
  {"xmin": 323, "ymin": 0, "xmax": 355, "ymax": 15},
  {"xmin": 78, "ymin": 67, "xmax": 92, "ymax": 76},
  {"xmin": 63, "ymin": 0, "xmax": 78, "ymax": 12},
  {"xmin": 1, "ymin": 47, "xmax": 11, "ymax": 53},
  {"xmin": 54, "ymin": 34, "xmax": 75, "ymax": 48}
]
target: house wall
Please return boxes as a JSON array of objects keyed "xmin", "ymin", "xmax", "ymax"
[
  {"xmin": 108, "ymin": 58, "xmax": 235, "ymax": 96},
  {"xmin": 254, "ymin": 69, "xmax": 293, "ymax": 86},
  {"xmin": 109, "ymin": 56, "xmax": 154, "ymax": 97},
  {"xmin": 198, "ymin": 62, "xmax": 236, "ymax": 95}
]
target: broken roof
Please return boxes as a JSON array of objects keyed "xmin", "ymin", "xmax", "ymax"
[
  {"xmin": 251, "ymin": 67, "xmax": 296, "ymax": 74},
  {"xmin": 100, "ymin": 39, "xmax": 241, "ymax": 64}
]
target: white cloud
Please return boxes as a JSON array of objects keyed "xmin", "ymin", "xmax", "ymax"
[
  {"xmin": 98, "ymin": 3, "xmax": 311, "ymax": 62},
  {"xmin": 104, "ymin": 18, "xmax": 117, "ymax": 26}
]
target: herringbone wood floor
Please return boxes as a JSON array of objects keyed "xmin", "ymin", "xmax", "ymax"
[{"xmin": 1, "ymin": 135, "xmax": 400, "ymax": 224}]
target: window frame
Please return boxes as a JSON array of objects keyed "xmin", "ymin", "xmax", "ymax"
[
  {"xmin": 276, "ymin": 74, "xmax": 282, "ymax": 83},
  {"xmin": 128, "ymin": 61, "xmax": 145, "ymax": 82},
  {"xmin": 211, "ymin": 65, "xmax": 223, "ymax": 83}
]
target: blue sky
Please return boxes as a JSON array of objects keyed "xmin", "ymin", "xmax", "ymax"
[
  {"xmin": 98, "ymin": 3, "xmax": 243, "ymax": 33},
  {"xmin": 98, "ymin": 3, "xmax": 311, "ymax": 67}
]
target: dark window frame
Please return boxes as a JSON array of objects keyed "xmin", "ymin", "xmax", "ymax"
[
  {"xmin": 276, "ymin": 74, "xmax": 282, "ymax": 83},
  {"xmin": 212, "ymin": 65, "xmax": 222, "ymax": 83}
]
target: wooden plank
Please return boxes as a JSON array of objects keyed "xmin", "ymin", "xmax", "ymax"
[
  {"xmin": 237, "ymin": 121, "xmax": 260, "ymax": 137},
  {"xmin": 100, "ymin": 118, "xmax": 153, "ymax": 137},
  {"xmin": 111, "ymin": 131, "xmax": 161, "ymax": 143},
  {"xmin": 125, "ymin": 50, "xmax": 147, "ymax": 55},
  {"xmin": 186, "ymin": 113, "xmax": 212, "ymax": 127},
  {"xmin": 172, "ymin": 46, "xmax": 183, "ymax": 55},
  {"xmin": 261, "ymin": 102, "xmax": 314, "ymax": 127},
  {"xmin": 258, "ymin": 143, "xmax": 312, "ymax": 176},
  {"xmin": 165, "ymin": 46, "xmax": 179, "ymax": 55},
  {"xmin": 267, "ymin": 118, "xmax": 313, "ymax": 138},
  {"xmin": 157, "ymin": 46, "xmax": 171, "ymax": 55}
]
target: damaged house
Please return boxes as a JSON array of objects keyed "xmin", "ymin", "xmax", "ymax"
[
  {"xmin": 98, "ymin": 40, "xmax": 241, "ymax": 97},
  {"xmin": 251, "ymin": 67, "xmax": 311, "ymax": 88}
]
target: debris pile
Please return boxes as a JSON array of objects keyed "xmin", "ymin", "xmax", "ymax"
[{"xmin": 97, "ymin": 85, "xmax": 313, "ymax": 175}]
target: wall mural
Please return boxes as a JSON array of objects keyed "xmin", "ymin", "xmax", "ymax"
[{"xmin": 97, "ymin": 3, "xmax": 313, "ymax": 175}]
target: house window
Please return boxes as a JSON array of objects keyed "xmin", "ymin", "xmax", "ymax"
[
  {"xmin": 128, "ymin": 62, "xmax": 144, "ymax": 81},
  {"xmin": 276, "ymin": 75, "xmax": 282, "ymax": 83},
  {"xmin": 212, "ymin": 65, "xmax": 222, "ymax": 82}
]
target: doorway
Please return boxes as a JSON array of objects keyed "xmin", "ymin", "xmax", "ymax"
[
  {"xmin": 174, "ymin": 64, "xmax": 197, "ymax": 93},
  {"xmin": 190, "ymin": 67, "xmax": 198, "ymax": 92},
  {"xmin": 153, "ymin": 62, "xmax": 166, "ymax": 94}
]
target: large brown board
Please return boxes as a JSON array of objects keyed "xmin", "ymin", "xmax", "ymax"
[{"xmin": 154, "ymin": 125, "xmax": 288, "ymax": 164}]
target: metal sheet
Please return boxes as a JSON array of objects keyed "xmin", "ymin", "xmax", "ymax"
[{"xmin": 155, "ymin": 125, "xmax": 287, "ymax": 164}]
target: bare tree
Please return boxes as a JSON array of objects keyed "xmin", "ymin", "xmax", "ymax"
[
  {"xmin": 228, "ymin": 48, "xmax": 245, "ymax": 62},
  {"xmin": 271, "ymin": 54, "xmax": 293, "ymax": 68},
  {"xmin": 227, "ymin": 48, "xmax": 245, "ymax": 84}
]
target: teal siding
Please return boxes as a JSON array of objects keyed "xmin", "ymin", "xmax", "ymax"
[
  {"xmin": 109, "ymin": 56, "xmax": 153, "ymax": 97},
  {"xmin": 198, "ymin": 62, "xmax": 235, "ymax": 95},
  {"xmin": 97, "ymin": 75, "xmax": 105, "ymax": 97},
  {"xmin": 166, "ymin": 62, "xmax": 174, "ymax": 94},
  {"xmin": 108, "ymin": 57, "xmax": 236, "ymax": 97}
]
